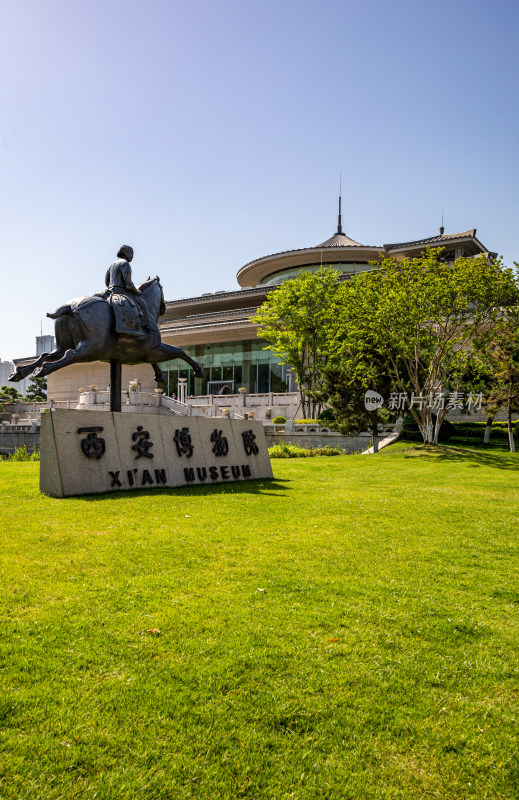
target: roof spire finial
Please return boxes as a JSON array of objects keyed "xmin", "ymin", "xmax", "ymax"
[
  {"xmin": 337, "ymin": 172, "xmax": 343, "ymax": 234},
  {"xmin": 440, "ymin": 210, "xmax": 445, "ymax": 236}
]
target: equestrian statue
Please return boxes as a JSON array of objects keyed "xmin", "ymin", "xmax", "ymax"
[{"xmin": 9, "ymin": 245, "xmax": 203, "ymax": 396}]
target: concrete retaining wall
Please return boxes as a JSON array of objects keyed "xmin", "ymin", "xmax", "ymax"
[
  {"xmin": 265, "ymin": 431, "xmax": 374, "ymax": 453},
  {"xmin": 0, "ymin": 429, "xmax": 40, "ymax": 455},
  {"xmin": 0, "ymin": 424, "xmax": 375, "ymax": 457}
]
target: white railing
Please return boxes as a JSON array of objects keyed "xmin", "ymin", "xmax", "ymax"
[
  {"xmin": 50, "ymin": 399, "xmax": 79, "ymax": 409},
  {"xmin": 264, "ymin": 422, "xmax": 397, "ymax": 434},
  {"xmin": 157, "ymin": 395, "xmax": 187, "ymax": 415},
  {"xmin": 44, "ymin": 388, "xmax": 303, "ymax": 420},
  {"xmin": 1, "ymin": 421, "xmax": 40, "ymax": 432}
]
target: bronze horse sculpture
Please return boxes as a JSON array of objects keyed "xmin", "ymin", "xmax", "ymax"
[{"xmin": 9, "ymin": 275, "xmax": 203, "ymax": 391}]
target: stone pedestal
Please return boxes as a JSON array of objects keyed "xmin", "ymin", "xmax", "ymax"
[{"xmin": 40, "ymin": 410, "xmax": 273, "ymax": 497}]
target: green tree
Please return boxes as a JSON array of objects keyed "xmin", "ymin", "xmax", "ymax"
[
  {"xmin": 0, "ymin": 385, "xmax": 22, "ymax": 403},
  {"xmin": 338, "ymin": 248, "xmax": 518, "ymax": 444},
  {"xmin": 478, "ymin": 318, "xmax": 519, "ymax": 451},
  {"xmin": 0, "ymin": 385, "xmax": 22, "ymax": 413},
  {"xmin": 318, "ymin": 354, "xmax": 393, "ymax": 452},
  {"xmin": 251, "ymin": 268, "xmax": 343, "ymax": 417},
  {"xmin": 454, "ymin": 355, "xmax": 501, "ymax": 444},
  {"xmin": 24, "ymin": 376, "xmax": 47, "ymax": 402}
]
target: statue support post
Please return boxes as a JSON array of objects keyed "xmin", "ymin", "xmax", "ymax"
[{"xmin": 110, "ymin": 361, "xmax": 122, "ymax": 412}]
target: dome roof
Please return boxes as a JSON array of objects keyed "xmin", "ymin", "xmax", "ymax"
[
  {"xmin": 236, "ymin": 194, "xmax": 493, "ymax": 288},
  {"xmin": 316, "ymin": 232, "xmax": 363, "ymax": 248},
  {"xmin": 236, "ymin": 196, "xmax": 378, "ymax": 286}
]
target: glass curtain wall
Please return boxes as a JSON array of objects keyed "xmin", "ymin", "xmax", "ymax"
[
  {"xmin": 259, "ymin": 262, "xmax": 371, "ymax": 285},
  {"xmin": 160, "ymin": 339, "xmax": 288, "ymax": 398}
]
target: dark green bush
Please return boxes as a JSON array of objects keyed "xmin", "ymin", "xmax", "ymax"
[
  {"xmin": 399, "ymin": 430, "xmax": 423, "ymax": 442},
  {"xmin": 450, "ymin": 422, "xmax": 509, "ymax": 440},
  {"xmin": 318, "ymin": 408, "xmax": 335, "ymax": 423},
  {"xmin": 439, "ymin": 419, "xmax": 454, "ymax": 441},
  {"xmin": 450, "ymin": 421, "xmax": 509, "ymax": 430},
  {"xmin": 402, "ymin": 414, "xmax": 419, "ymax": 432},
  {"xmin": 401, "ymin": 414, "xmax": 453, "ymax": 442}
]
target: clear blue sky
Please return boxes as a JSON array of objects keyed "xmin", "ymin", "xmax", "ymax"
[{"xmin": 1, "ymin": 0, "xmax": 518, "ymax": 360}]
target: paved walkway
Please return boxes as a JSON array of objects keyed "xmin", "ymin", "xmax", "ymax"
[{"xmin": 362, "ymin": 431, "xmax": 400, "ymax": 455}]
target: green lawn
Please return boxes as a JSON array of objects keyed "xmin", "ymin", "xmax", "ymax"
[{"xmin": 1, "ymin": 444, "xmax": 519, "ymax": 799}]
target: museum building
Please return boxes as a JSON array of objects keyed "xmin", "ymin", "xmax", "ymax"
[{"xmin": 45, "ymin": 207, "xmax": 496, "ymax": 402}]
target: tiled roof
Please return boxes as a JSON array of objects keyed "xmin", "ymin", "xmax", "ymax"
[
  {"xmin": 384, "ymin": 230, "xmax": 477, "ymax": 250},
  {"xmin": 239, "ymin": 228, "xmax": 486, "ymax": 275},
  {"xmin": 164, "ymin": 285, "xmax": 271, "ymax": 308},
  {"xmin": 161, "ymin": 318, "xmax": 257, "ymax": 334},
  {"xmin": 163, "ymin": 307, "xmax": 259, "ymax": 324},
  {"xmin": 239, "ymin": 239, "xmax": 377, "ymax": 271}
]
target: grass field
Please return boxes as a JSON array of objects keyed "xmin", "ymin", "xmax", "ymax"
[{"xmin": 1, "ymin": 443, "xmax": 519, "ymax": 799}]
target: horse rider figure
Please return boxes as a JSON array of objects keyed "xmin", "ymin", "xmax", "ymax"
[{"xmin": 102, "ymin": 245, "xmax": 159, "ymax": 340}]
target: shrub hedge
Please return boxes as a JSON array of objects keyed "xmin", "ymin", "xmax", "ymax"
[
  {"xmin": 2, "ymin": 445, "xmax": 40, "ymax": 462},
  {"xmin": 318, "ymin": 408, "xmax": 335, "ymax": 423},
  {"xmin": 450, "ymin": 421, "xmax": 518, "ymax": 439},
  {"xmin": 269, "ymin": 443, "xmax": 343, "ymax": 458},
  {"xmin": 399, "ymin": 419, "xmax": 519, "ymax": 442}
]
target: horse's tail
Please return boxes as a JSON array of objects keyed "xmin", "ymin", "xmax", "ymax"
[{"xmin": 47, "ymin": 304, "xmax": 73, "ymax": 320}]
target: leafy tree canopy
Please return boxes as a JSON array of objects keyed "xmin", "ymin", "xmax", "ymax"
[
  {"xmin": 476, "ymin": 311, "xmax": 519, "ymax": 450},
  {"xmin": 0, "ymin": 385, "xmax": 22, "ymax": 403},
  {"xmin": 24, "ymin": 376, "xmax": 47, "ymax": 402},
  {"xmin": 251, "ymin": 268, "xmax": 344, "ymax": 417},
  {"xmin": 336, "ymin": 248, "xmax": 519, "ymax": 443}
]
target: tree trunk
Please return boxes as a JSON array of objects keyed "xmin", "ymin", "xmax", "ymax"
[
  {"xmin": 371, "ymin": 415, "xmax": 379, "ymax": 453},
  {"xmin": 432, "ymin": 413, "xmax": 444, "ymax": 446},
  {"xmin": 508, "ymin": 403, "xmax": 516, "ymax": 452},
  {"xmin": 422, "ymin": 407, "xmax": 434, "ymax": 444},
  {"xmin": 483, "ymin": 416, "xmax": 494, "ymax": 445},
  {"xmin": 299, "ymin": 390, "xmax": 308, "ymax": 418}
]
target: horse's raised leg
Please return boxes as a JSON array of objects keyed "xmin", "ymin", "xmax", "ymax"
[
  {"xmin": 33, "ymin": 343, "xmax": 97, "ymax": 378},
  {"xmin": 8, "ymin": 348, "xmax": 65, "ymax": 382},
  {"xmin": 151, "ymin": 363, "xmax": 167, "ymax": 391},
  {"xmin": 147, "ymin": 344, "xmax": 204, "ymax": 377}
]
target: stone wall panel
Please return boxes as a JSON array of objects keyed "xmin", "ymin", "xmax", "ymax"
[{"xmin": 40, "ymin": 411, "xmax": 272, "ymax": 497}]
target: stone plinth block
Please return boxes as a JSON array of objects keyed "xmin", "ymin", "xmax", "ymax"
[{"xmin": 40, "ymin": 410, "xmax": 273, "ymax": 497}]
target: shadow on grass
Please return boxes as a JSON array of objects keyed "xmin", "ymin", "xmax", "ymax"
[
  {"xmin": 449, "ymin": 435, "xmax": 510, "ymax": 452},
  {"xmin": 75, "ymin": 477, "xmax": 293, "ymax": 502},
  {"xmin": 402, "ymin": 443, "xmax": 519, "ymax": 471}
]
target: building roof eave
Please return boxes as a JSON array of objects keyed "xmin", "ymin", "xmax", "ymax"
[
  {"xmin": 383, "ymin": 229, "xmax": 481, "ymax": 252},
  {"xmin": 237, "ymin": 245, "xmax": 384, "ymax": 288},
  {"xmin": 164, "ymin": 285, "xmax": 271, "ymax": 309}
]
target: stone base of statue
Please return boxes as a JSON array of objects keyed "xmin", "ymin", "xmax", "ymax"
[{"xmin": 40, "ymin": 410, "xmax": 273, "ymax": 498}]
